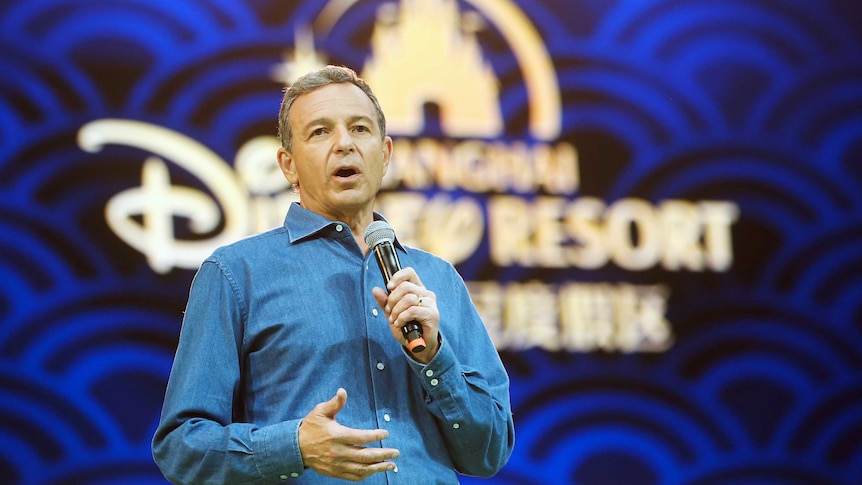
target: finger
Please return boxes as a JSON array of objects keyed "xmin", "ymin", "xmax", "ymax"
[
  {"xmin": 352, "ymin": 446, "xmax": 400, "ymax": 464},
  {"xmin": 362, "ymin": 460, "xmax": 398, "ymax": 476},
  {"xmin": 317, "ymin": 388, "xmax": 348, "ymax": 419},
  {"xmin": 339, "ymin": 460, "xmax": 397, "ymax": 482},
  {"xmin": 340, "ymin": 427, "xmax": 390, "ymax": 446},
  {"xmin": 390, "ymin": 291, "xmax": 435, "ymax": 324},
  {"xmin": 386, "ymin": 282, "xmax": 428, "ymax": 310},
  {"xmin": 372, "ymin": 287, "xmax": 389, "ymax": 312},
  {"xmin": 386, "ymin": 267, "xmax": 423, "ymax": 291},
  {"xmin": 344, "ymin": 452, "xmax": 399, "ymax": 479}
]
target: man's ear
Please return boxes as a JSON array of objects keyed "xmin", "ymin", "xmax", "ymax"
[
  {"xmin": 381, "ymin": 136, "xmax": 393, "ymax": 177},
  {"xmin": 277, "ymin": 147, "xmax": 299, "ymax": 186}
]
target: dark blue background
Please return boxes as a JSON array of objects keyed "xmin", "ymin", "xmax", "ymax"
[{"xmin": 1, "ymin": 1, "xmax": 861, "ymax": 484}]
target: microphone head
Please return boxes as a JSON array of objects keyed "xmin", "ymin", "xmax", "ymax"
[{"xmin": 364, "ymin": 220, "xmax": 396, "ymax": 248}]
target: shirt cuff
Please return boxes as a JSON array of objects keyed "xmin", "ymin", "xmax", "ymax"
[
  {"xmin": 405, "ymin": 333, "xmax": 458, "ymax": 400},
  {"xmin": 252, "ymin": 418, "xmax": 305, "ymax": 480}
]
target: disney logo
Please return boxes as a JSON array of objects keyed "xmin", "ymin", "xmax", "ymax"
[{"xmin": 78, "ymin": 119, "xmax": 296, "ymax": 273}]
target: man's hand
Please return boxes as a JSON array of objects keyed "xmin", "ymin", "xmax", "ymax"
[
  {"xmin": 298, "ymin": 388, "xmax": 399, "ymax": 481},
  {"xmin": 372, "ymin": 267, "xmax": 440, "ymax": 364}
]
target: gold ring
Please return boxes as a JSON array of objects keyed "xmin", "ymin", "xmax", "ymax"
[{"xmin": 417, "ymin": 296, "xmax": 423, "ymax": 307}]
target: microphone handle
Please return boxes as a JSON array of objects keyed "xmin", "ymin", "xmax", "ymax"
[{"xmin": 373, "ymin": 242, "xmax": 427, "ymax": 353}]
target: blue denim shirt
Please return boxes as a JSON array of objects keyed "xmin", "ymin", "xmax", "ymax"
[{"xmin": 152, "ymin": 204, "xmax": 514, "ymax": 484}]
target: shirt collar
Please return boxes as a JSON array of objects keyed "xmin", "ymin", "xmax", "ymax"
[{"xmin": 283, "ymin": 202, "xmax": 407, "ymax": 251}]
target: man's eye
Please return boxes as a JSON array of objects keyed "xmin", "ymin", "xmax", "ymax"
[
  {"xmin": 353, "ymin": 125, "xmax": 369, "ymax": 133},
  {"xmin": 311, "ymin": 128, "xmax": 326, "ymax": 136}
]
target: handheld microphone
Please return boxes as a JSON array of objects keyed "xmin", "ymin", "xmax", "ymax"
[{"xmin": 364, "ymin": 221, "xmax": 427, "ymax": 353}]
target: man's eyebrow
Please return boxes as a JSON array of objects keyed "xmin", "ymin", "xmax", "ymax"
[
  {"xmin": 303, "ymin": 117, "xmax": 331, "ymax": 129},
  {"xmin": 349, "ymin": 114, "xmax": 374, "ymax": 123},
  {"xmin": 302, "ymin": 115, "xmax": 373, "ymax": 129}
]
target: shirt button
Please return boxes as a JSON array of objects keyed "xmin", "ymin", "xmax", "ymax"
[
  {"xmin": 291, "ymin": 473, "xmax": 299, "ymax": 478},
  {"xmin": 280, "ymin": 475, "xmax": 287, "ymax": 480},
  {"xmin": 377, "ymin": 362, "xmax": 385, "ymax": 371},
  {"xmin": 430, "ymin": 378, "xmax": 439, "ymax": 386},
  {"xmin": 453, "ymin": 423, "xmax": 460, "ymax": 429},
  {"xmin": 384, "ymin": 413, "xmax": 391, "ymax": 422},
  {"xmin": 372, "ymin": 308, "xmax": 379, "ymax": 316},
  {"xmin": 425, "ymin": 369, "xmax": 434, "ymax": 377},
  {"xmin": 336, "ymin": 225, "xmax": 343, "ymax": 232}
]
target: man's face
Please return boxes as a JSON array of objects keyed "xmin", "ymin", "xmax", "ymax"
[{"xmin": 278, "ymin": 82, "xmax": 392, "ymax": 222}]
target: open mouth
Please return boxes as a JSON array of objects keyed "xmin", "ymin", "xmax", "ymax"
[{"xmin": 335, "ymin": 168, "xmax": 358, "ymax": 178}]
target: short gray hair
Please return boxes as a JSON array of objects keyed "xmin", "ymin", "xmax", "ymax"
[{"xmin": 278, "ymin": 65, "xmax": 387, "ymax": 151}]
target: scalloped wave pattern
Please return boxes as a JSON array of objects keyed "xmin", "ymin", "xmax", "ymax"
[{"xmin": 1, "ymin": 1, "xmax": 860, "ymax": 484}]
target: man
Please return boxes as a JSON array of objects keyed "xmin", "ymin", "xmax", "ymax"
[{"xmin": 152, "ymin": 65, "xmax": 514, "ymax": 483}]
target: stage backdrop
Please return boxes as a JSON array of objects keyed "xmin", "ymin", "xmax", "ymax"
[{"xmin": 2, "ymin": 1, "xmax": 861, "ymax": 484}]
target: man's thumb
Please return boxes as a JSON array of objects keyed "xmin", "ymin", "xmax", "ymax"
[{"xmin": 319, "ymin": 388, "xmax": 347, "ymax": 419}]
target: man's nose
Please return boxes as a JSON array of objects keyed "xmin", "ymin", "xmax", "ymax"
[{"xmin": 333, "ymin": 125, "xmax": 355, "ymax": 152}]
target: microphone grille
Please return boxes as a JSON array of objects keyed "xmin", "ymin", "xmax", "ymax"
[{"xmin": 364, "ymin": 220, "xmax": 396, "ymax": 248}]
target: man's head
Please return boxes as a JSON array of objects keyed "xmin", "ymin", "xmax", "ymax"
[
  {"xmin": 275, "ymin": 66, "xmax": 393, "ymax": 224},
  {"xmin": 278, "ymin": 65, "xmax": 387, "ymax": 152}
]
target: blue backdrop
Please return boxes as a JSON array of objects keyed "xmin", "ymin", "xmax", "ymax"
[{"xmin": 1, "ymin": 1, "xmax": 861, "ymax": 484}]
